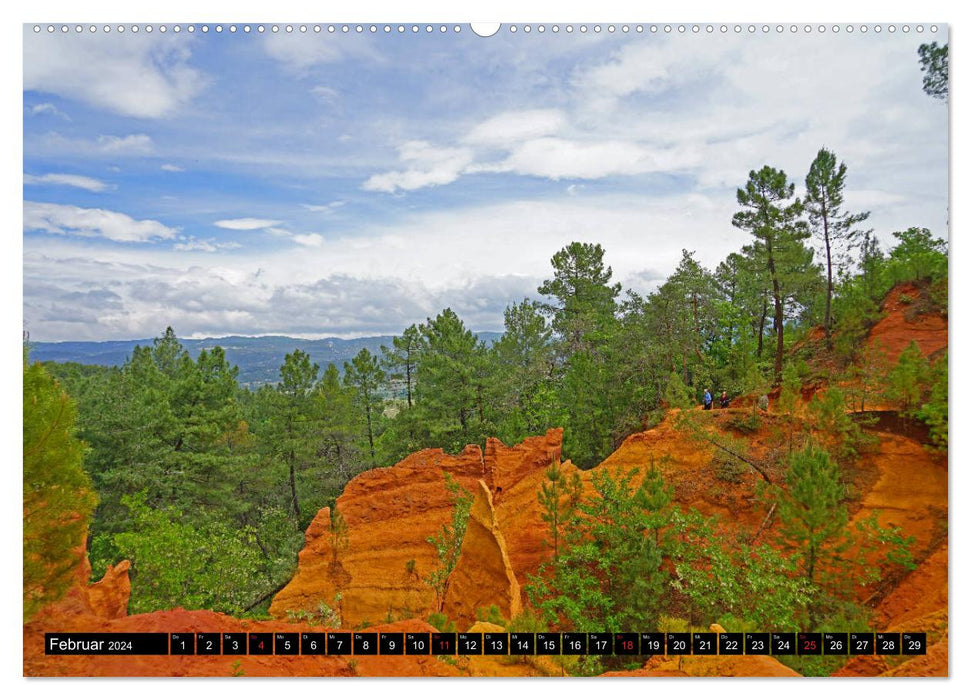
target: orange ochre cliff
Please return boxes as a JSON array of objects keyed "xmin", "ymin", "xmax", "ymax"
[
  {"xmin": 24, "ymin": 286, "xmax": 947, "ymax": 677},
  {"xmin": 24, "ymin": 411, "xmax": 946, "ymax": 677}
]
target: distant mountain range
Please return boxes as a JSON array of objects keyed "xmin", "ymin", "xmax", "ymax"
[{"xmin": 30, "ymin": 333, "xmax": 504, "ymax": 388}]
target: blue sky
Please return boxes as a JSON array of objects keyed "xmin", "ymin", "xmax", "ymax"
[{"xmin": 23, "ymin": 24, "xmax": 949, "ymax": 341}]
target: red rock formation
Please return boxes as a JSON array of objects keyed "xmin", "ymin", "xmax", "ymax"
[
  {"xmin": 269, "ymin": 444, "xmax": 490, "ymax": 625},
  {"xmin": 443, "ymin": 480, "xmax": 522, "ymax": 628},
  {"xmin": 85, "ymin": 560, "xmax": 131, "ymax": 620},
  {"xmin": 867, "ymin": 282, "xmax": 947, "ymax": 363},
  {"xmin": 271, "ymin": 433, "xmax": 563, "ymax": 627}
]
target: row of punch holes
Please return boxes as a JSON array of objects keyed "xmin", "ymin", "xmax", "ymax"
[{"xmin": 33, "ymin": 24, "xmax": 941, "ymax": 36}]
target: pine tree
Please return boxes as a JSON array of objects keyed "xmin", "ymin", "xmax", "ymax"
[
  {"xmin": 381, "ymin": 324, "xmax": 423, "ymax": 409},
  {"xmin": 343, "ymin": 348, "xmax": 385, "ymax": 466},
  {"xmin": 276, "ymin": 349, "xmax": 320, "ymax": 522},
  {"xmin": 773, "ymin": 444, "xmax": 847, "ymax": 626},
  {"xmin": 538, "ymin": 241, "xmax": 621, "ymax": 357},
  {"xmin": 313, "ymin": 364, "xmax": 361, "ymax": 481},
  {"xmin": 492, "ymin": 299, "xmax": 557, "ymax": 443},
  {"xmin": 537, "ymin": 459, "xmax": 582, "ymax": 565},
  {"xmin": 805, "ymin": 148, "xmax": 871, "ymax": 343},
  {"xmin": 732, "ymin": 166, "xmax": 813, "ymax": 382},
  {"xmin": 414, "ymin": 309, "xmax": 489, "ymax": 452}
]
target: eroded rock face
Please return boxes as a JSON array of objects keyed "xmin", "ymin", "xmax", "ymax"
[
  {"xmin": 270, "ymin": 432, "xmax": 562, "ymax": 627},
  {"xmin": 270, "ymin": 444, "xmax": 490, "ymax": 625},
  {"xmin": 85, "ymin": 560, "xmax": 131, "ymax": 620},
  {"xmin": 443, "ymin": 480, "xmax": 521, "ymax": 628},
  {"xmin": 868, "ymin": 282, "xmax": 947, "ymax": 363}
]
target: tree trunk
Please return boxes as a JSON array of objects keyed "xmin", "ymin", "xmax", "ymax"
[
  {"xmin": 405, "ymin": 355, "xmax": 413, "ymax": 409},
  {"xmin": 756, "ymin": 292, "xmax": 768, "ymax": 358},
  {"xmin": 288, "ymin": 452, "xmax": 300, "ymax": 522},
  {"xmin": 766, "ymin": 237, "xmax": 784, "ymax": 383},
  {"xmin": 823, "ymin": 206, "xmax": 833, "ymax": 345},
  {"xmin": 365, "ymin": 402, "xmax": 375, "ymax": 465}
]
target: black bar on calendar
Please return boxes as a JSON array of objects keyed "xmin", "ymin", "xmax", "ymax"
[{"xmin": 45, "ymin": 633, "xmax": 169, "ymax": 655}]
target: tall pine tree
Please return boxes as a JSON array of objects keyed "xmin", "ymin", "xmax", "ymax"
[{"xmin": 805, "ymin": 148, "xmax": 870, "ymax": 343}]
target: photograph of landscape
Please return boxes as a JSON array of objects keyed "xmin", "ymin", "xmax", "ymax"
[{"xmin": 23, "ymin": 22, "xmax": 948, "ymax": 677}]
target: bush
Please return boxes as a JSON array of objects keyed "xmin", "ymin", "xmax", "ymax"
[{"xmin": 725, "ymin": 411, "xmax": 762, "ymax": 433}]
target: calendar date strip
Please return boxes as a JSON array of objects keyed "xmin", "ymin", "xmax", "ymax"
[{"xmin": 45, "ymin": 631, "xmax": 927, "ymax": 656}]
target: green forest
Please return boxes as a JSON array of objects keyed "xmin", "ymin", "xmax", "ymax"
[{"xmin": 24, "ymin": 149, "xmax": 947, "ymax": 649}]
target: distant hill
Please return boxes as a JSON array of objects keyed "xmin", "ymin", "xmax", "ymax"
[{"xmin": 29, "ymin": 333, "xmax": 503, "ymax": 388}]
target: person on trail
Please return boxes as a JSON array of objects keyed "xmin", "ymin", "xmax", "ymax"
[
  {"xmin": 703, "ymin": 389, "xmax": 712, "ymax": 410},
  {"xmin": 720, "ymin": 390, "xmax": 730, "ymax": 409}
]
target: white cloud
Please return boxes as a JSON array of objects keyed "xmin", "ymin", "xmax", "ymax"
[
  {"xmin": 27, "ymin": 102, "xmax": 70, "ymax": 120},
  {"xmin": 23, "ymin": 175, "xmax": 941, "ymax": 342},
  {"xmin": 263, "ymin": 32, "xmax": 377, "ymax": 73},
  {"xmin": 263, "ymin": 226, "xmax": 325, "ymax": 247},
  {"xmin": 97, "ymin": 134, "xmax": 154, "ymax": 153},
  {"xmin": 24, "ymin": 201, "xmax": 178, "ymax": 243},
  {"xmin": 571, "ymin": 40, "xmax": 709, "ymax": 102},
  {"xmin": 303, "ymin": 201, "xmax": 345, "ymax": 213},
  {"xmin": 21, "ymin": 31, "xmax": 948, "ymax": 343},
  {"xmin": 161, "ymin": 164, "xmax": 185, "ymax": 173},
  {"xmin": 292, "ymin": 233, "xmax": 324, "ymax": 247},
  {"xmin": 464, "ymin": 109, "xmax": 566, "ymax": 146},
  {"xmin": 362, "ymin": 140, "xmax": 475, "ymax": 193},
  {"xmin": 311, "ymin": 86, "xmax": 341, "ymax": 105},
  {"xmin": 472, "ymin": 137, "xmax": 662, "ymax": 180},
  {"xmin": 28, "ymin": 133, "xmax": 155, "ymax": 158},
  {"xmin": 23, "ymin": 173, "xmax": 111, "ymax": 192},
  {"xmin": 360, "ymin": 33, "xmax": 945, "ymax": 208},
  {"xmin": 214, "ymin": 218, "xmax": 282, "ymax": 230},
  {"xmin": 23, "ymin": 31, "xmax": 204, "ymax": 118},
  {"xmin": 174, "ymin": 237, "xmax": 242, "ymax": 253}
]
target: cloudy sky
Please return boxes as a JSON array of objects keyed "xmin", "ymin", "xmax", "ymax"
[{"xmin": 23, "ymin": 24, "xmax": 949, "ymax": 341}]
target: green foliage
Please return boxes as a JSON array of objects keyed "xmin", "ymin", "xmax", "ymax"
[
  {"xmin": 424, "ymin": 474, "xmax": 474, "ymax": 609},
  {"xmin": 426, "ymin": 611, "xmax": 457, "ymax": 633},
  {"xmin": 777, "ymin": 363, "xmax": 802, "ymax": 455},
  {"xmin": 537, "ymin": 459, "xmax": 583, "ymax": 563},
  {"xmin": 381, "ymin": 324, "xmax": 423, "ymax": 408},
  {"xmin": 844, "ymin": 343, "xmax": 891, "ymax": 411},
  {"xmin": 285, "ymin": 600, "xmax": 341, "ymax": 627},
  {"xmin": 805, "ymin": 148, "xmax": 870, "ymax": 339},
  {"xmin": 538, "ymin": 241, "xmax": 620, "ymax": 356},
  {"xmin": 408, "ymin": 309, "xmax": 492, "ymax": 455},
  {"xmin": 887, "ymin": 342, "xmax": 932, "ymax": 413},
  {"xmin": 884, "ymin": 227, "xmax": 948, "ymax": 285},
  {"xmin": 769, "ymin": 444, "xmax": 914, "ymax": 626},
  {"xmin": 663, "ymin": 371, "xmax": 692, "ymax": 410},
  {"xmin": 732, "ymin": 165, "xmax": 817, "ymax": 381},
  {"xmin": 724, "ymin": 410, "xmax": 762, "ymax": 434},
  {"xmin": 713, "ymin": 451, "xmax": 746, "ymax": 483},
  {"xmin": 808, "ymin": 387, "xmax": 873, "ymax": 459},
  {"xmin": 23, "ymin": 357, "xmax": 97, "ymax": 621},
  {"xmin": 529, "ymin": 464, "xmax": 812, "ymax": 645},
  {"xmin": 343, "ymin": 347, "xmax": 386, "ymax": 466},
  {"xmin": 490, "ymin": 299, "xmax": 559, "ymax": 445},
  {"xmin": 529, "ymin": 466, "xmax": 672, "ymax": 633},
  {"xmin": 917, "ymin": 353, "xmax": 948, "ymax": 449},
  {"xmin": 109, "ymin": 493, "xmax": 299, "ymax": 615},
  {"xmin": 918, "ymin": 42, "xmax": 948, "ymax": 101},
  {"xmin": 476, "ymin": 604, "xmax": 506, "ymax": 627}
]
